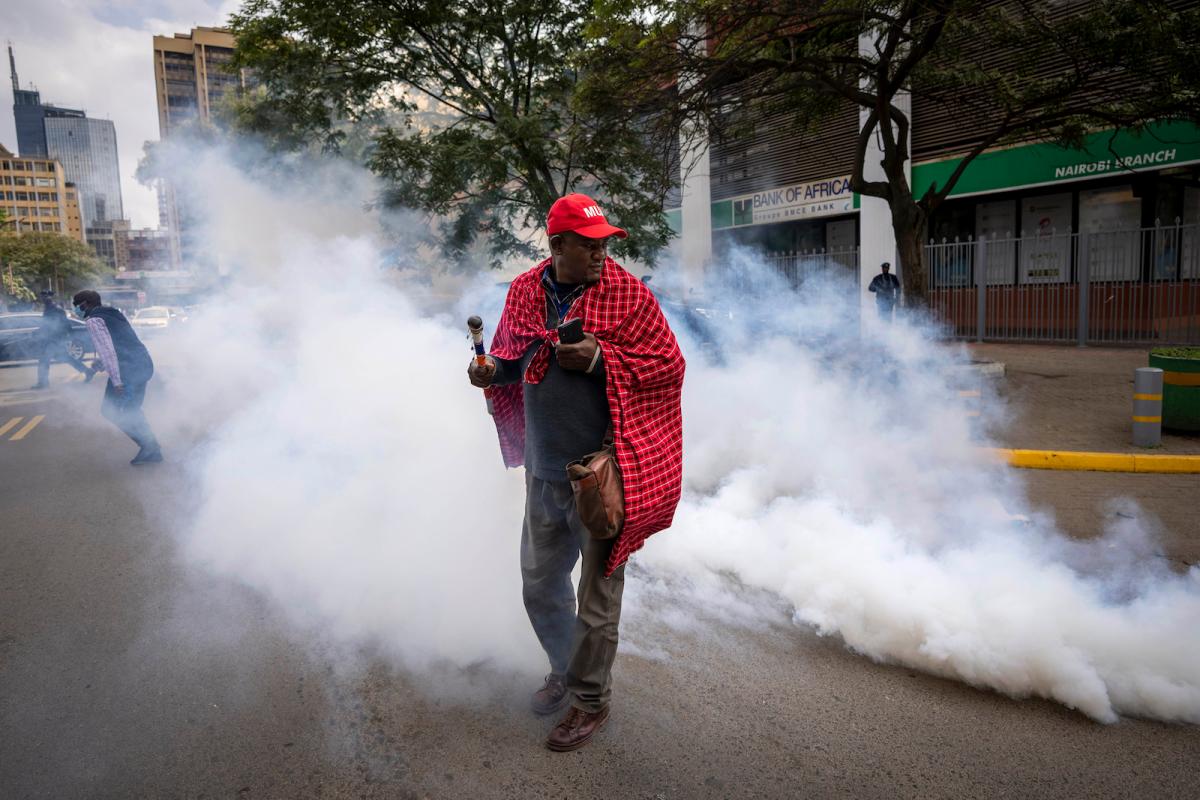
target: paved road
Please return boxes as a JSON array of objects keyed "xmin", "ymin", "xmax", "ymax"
[{"xmin": 2, "ymin": 360, "xmax": 1198, "ymax": 799}]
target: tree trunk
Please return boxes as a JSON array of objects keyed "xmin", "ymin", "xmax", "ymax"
[{"xmin": 890, "ymin": 200, "xmax": 930, "ymax": 306}]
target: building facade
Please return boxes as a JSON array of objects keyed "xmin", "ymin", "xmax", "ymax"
[
  {"xmin": 153, "ymin": 26, "xmax": 245, "ymax": 271},
  {"xmin": 85, "ymin": 220, "xmax": 122, "ymax": 272},
  {"xmin": 669, "ymin": 20, "xmax": 1200, "ymax": 343},
  {"xmin": 9, "ymin": 44, "xmax": 126, "ymax": 270},
  {"xmin": 44, "ymin": 116, "xmax": 123, "ymax": 233},
  {"xmin": 8, "ymin": 46, "xmax": 85, "ymax": 159},
  {"xmin": 116, "ymin": 223, "xmax": 171, "ymax": 273},
  {"xmin": 0, "ymin": 144, "xmax": 87, "ymax": 242}
]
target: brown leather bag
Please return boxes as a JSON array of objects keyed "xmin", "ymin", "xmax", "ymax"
[{"xmin": 566, "ymin": 427, "xmax": 624, "ymax": 540}]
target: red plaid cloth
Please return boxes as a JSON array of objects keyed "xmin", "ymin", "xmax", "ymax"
[{"xmin": 488, "ymin": 257, "xmax": 685, "ymax": 575}]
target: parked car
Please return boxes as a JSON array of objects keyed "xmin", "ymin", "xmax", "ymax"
[
  {"xmin": 0, "ymin": 312, "xmax": 95, "ymax": 363},
  {"xmin": 129, "ymin": 305, "xmax": 180, "ymax": 334}
]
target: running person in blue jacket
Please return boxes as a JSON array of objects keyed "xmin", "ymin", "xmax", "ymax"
[{"xmin": 72, "ymin": 290, "xmax": 163, "ymax": 465}]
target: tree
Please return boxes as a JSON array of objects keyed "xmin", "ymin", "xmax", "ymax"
[
  {"xmin": 582, "ymin": 0, "xmax": 1200, "ymax": 304},
  {"xmin": 0, "ymin": 229, "xmax": 109, "ymax": 305},
  {"xmin": 228, "ymin": 0, "xmax": 678, "ymax": 266}
]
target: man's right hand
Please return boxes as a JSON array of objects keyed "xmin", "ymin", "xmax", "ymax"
[{"xmin": 468, "ymin": 356, "xmax": 496, "ymax": 388}]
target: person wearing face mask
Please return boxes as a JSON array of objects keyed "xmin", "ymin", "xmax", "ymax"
[
  {"xmin": 72, "ymin": 289, "xmax": 162, "ymax": 465},
  {"xmin": 467, "ymin": 194, "xmax": 685, "ymax": 752}
]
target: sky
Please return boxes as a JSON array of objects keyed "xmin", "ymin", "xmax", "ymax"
[{"xmin": 1, "ymin": 0, "xmax": 240, "ymax": 229}]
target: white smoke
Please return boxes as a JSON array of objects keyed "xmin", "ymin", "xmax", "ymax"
[{"xmin": 147, "ymin": 141, "xmax": 1200, "ymax": 724}]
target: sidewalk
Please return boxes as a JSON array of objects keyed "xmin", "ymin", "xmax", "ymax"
[
  {"xmin": 969, "ymin": 344, "xmax": 1197, "ymax": 565},
  {"xmin": 971, "ymin": 343, "xmax": 1200, "ymax": 455}
]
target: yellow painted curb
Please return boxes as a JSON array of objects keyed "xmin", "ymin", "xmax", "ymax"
[{"xmin": 990, "ymin": 448, "xmax": 1200, "ymax": 474}]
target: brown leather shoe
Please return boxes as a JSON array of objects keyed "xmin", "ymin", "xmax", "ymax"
[
  {"xmin": 531, "ymin": 674, "xmax": 569, "ymax": 715},
  {"xmin": 545, "ymin": 705, "xmax": 610, "ymax": 752}
]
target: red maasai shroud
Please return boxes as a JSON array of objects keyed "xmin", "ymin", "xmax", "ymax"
[{"xmin": 488, "ymin": 257, "xmax": 685, "ymax": 576}]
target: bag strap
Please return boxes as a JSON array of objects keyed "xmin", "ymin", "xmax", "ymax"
[{"xmin": 603, "ymin": 423, "xmax": 614, "ymax": 449}]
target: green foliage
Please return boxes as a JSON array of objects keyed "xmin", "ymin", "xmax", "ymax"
[
  {"xmin": 0, "ymin": 232, "xmax": 109, "ymax": 303},
  {"xmin": 228, "ymin": 0, "xmax": 676, "ymax": 267},
  {"xmin": 1151, "ymin": 347, "xmax": 1200, "ymax": 360}
]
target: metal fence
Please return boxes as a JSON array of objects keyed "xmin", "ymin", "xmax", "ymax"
[
  {"xmin": 926, "ymin": 221, "xmax": 1200, "ymax": 345},
  {"xmin": 764, "ymin": 248, "xmax": 861, "ymax": 288}
]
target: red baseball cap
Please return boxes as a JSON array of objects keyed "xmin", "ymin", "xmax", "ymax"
[{"xmin": 546, "ymin": 193, "xmax": 627, "ymax": 240}]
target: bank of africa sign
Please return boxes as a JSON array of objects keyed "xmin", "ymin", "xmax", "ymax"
[{"xmin": 727, "ymin": 176, "xmax": 853, "ymax": 227}]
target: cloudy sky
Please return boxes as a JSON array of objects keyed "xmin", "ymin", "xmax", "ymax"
[{"xmin": 1, "ymin": 0, "xmax": 240, "ymax": 228}]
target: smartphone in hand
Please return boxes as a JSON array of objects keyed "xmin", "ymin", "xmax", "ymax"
[{"xmin": 557, "ymin": 318, "xmax": 585, "ymax": 344}]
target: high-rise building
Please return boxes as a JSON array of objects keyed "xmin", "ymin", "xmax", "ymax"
[
  {"xmin": 8, "ymin": 46, "xmax": 85, "ymax": 158},
  {"xmin": 8, "ymin": 45, "xmax": 125, "ymax": 269},
  {"xmin": 153, "ymin": 27, "xmax": 245, "ymax": 271},
  {"xmin": 0, "ymin": 143, "xmax": 86, "ymax": 243},
  {"xmin": 44, "ymin": 116, "xmax": 123, "ymax": 233}
]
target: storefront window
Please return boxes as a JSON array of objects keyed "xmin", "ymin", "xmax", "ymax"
[
  {"xmin": 976, "ymin": 199, "xmax": 1018, "ymax": 285},
  {"xmin": 1079, "ymin": 185, "xmax": 1140, "ymax": 281},
  {"xmin": 1181, "ymin": 187, "xmax": 1200, "ymax": 280}
]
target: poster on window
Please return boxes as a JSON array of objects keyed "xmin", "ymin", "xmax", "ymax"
[
  {"xmin": 1020, "ymin": 193, "xmax": 1072, "ymax": 283},
  {"xmin": 1079, "ymin": 185, "xmax": 1141, "ymax": 281},
  {"xmin": 976, "ymin": 199, "xmax": 1017, "ymax": 284}
]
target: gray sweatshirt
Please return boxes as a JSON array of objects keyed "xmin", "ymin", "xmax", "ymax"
[{"xmin": 491, "ymin": 292, "xmax": 609, "ymax": 483}]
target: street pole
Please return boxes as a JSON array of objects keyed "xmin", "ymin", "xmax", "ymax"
[
  {"xmin": 1132, "ymin": 367, "xmax": 1164, "ymax": 447},
  {"xmin": 1076, "ymin": 232, "xmax": 1090, "ymax": 347},
  {"xmin": 975, "ymin": 235, "xmax": 986, "ymax": 342}
]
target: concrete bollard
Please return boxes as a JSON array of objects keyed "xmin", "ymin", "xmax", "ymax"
[{"xmin": 1132, "ymin": 367, "xmax": 1164, "ymax": 447}]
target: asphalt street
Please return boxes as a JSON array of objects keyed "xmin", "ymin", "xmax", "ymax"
[{"xmin": 1, "ymin": 357, "xmax": 1198, "ymax": 799}]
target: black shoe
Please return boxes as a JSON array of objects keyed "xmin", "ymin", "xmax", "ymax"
[
  {"xmin": 83, "ymin": 368, "xmax": 96, "ymax": 384},
  {"xmin": 531, "ymin": 674, "xmax": 570, "ymax": 716},
  {"xmin": 30, "ymin": 383, "xmax": 48, "ymax": 390},
  {"xmin": 131, "ymin": 448, "xmax": 163, "ymax": 465}
]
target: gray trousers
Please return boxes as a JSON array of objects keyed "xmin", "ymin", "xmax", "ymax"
[
  {"xmin": 521, "ymin": 473, "xmax": 626, "ymax": 713},
  {"xmin": 101, "ymin": 379, "xmax": 159, "ymax": 452}
]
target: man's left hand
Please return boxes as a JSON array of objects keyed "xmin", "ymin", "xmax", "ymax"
[{"xmin": 556, "ymin": 332, "xmax": 599, "ymax": 371}]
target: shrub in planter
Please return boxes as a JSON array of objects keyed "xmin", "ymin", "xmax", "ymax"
[{"xmin": 1149, "ymin": 347, "xmax": 1200, "ymax": 432}]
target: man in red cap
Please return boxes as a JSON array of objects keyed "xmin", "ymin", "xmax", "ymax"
[{"xmin": 468, "ymin": 193, "xmax": 685, "ymax": 751}]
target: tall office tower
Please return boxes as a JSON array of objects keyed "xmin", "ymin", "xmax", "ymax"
[
  {"xmin": 152, "ymin": 27, "xmax": 244, "ymax": 271},
  {"xmin": 44, "ymin": 116, "xmax": 123, "ymax": 233},
  {"xmin": 9, "ymin": 43, "xmax": 124, "ymax": 268},
  {"xmin": 8, "ymin": 45, "xmax": 84, "ymax": 158}
]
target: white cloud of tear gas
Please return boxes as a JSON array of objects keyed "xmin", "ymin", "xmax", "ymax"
[
  {"xmin": 145, "ymin": 142, "xmax": 536, "ymax": 676},
  {"xmin": 146, "ymin": 140, "xmax": 1200, "ymax": 724},
  {"xmin": 634, "ymin": 256, "xmax": 1200, "ymax": 724}
]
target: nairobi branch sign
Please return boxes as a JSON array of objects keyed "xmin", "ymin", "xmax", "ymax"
[{"xmin": 912, "ymin": 120, "xmax": 1200, "ymax": 200}]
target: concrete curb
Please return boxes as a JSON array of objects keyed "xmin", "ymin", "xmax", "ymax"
[{"xmin": 991, "ymin": 448, "xmax": 1200, "ymax": 474}]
